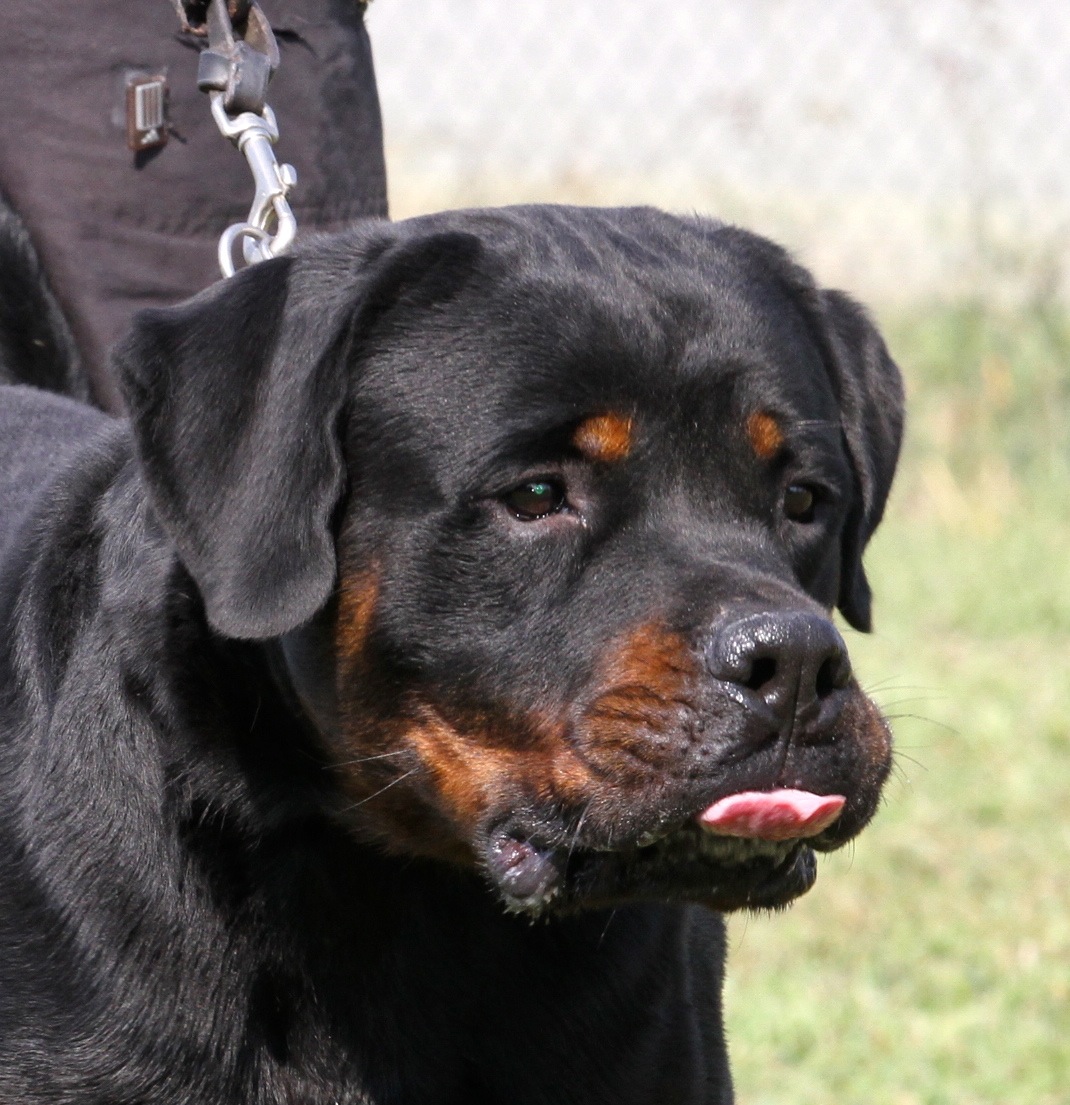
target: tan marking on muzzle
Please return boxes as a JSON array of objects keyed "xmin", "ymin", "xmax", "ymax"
[{"xmin": 580, "ymin": 622, "xmax": 699, "ymax": 769}]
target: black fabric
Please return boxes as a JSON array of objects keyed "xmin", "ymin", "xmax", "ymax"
[{"xmin": 0, "ymin": 0, "xmax": 387, "ymax": 411}]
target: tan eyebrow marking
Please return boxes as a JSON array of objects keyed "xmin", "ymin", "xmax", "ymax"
[
  {"xmin": 746, "ymin": 411, "xmax": 785, "ymax": 460},
  {"xmin": 572, "ymin": 413, "xmax": 634, "ymax": 464}
]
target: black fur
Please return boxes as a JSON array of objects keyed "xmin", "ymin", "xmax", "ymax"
[
  {"xmin": 0, "ymin": 205, "xmax": 903, "ymax": 1104},
  {"xmin": 0, "ymin": 192, "xmax": 86, "ymax": 401}
]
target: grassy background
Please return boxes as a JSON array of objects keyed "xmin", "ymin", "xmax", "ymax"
[{"xmin": 723, "ymin": 302, "xmax": 1070, "ymax": 1103}]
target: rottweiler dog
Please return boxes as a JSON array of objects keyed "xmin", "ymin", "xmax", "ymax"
[{"xmin": 0, "ymin": 205, "xmax": 903, "ymax": 1104}]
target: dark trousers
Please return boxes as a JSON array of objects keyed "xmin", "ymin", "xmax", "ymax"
[{"xmin": 0, "ymin": 0, "xmax": 388, "ymax": 410}]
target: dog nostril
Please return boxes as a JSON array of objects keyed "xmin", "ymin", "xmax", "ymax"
[
  {"xmin": 743, "ymin": 655, "xmax": 778, "ymax": 693},
  {"xmin": 707, "ymin": 610, "xmax": 851, "ymax": 726},
  {"xmin": 815, "ymin": 653, "xmax": 849, "ymax": 699}
]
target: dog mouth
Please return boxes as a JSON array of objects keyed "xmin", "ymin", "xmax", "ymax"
[{"xmin": 483, "ymin": 789, "xmax": 846, "ymax": 917}]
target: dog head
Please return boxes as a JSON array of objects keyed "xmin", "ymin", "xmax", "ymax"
[{"xmin": 118, "ymin": 206, "xmax": 903, "ymax": 915}]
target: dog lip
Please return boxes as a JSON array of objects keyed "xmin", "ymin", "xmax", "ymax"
[
  {"xmin": 574, "ymin": 829, "xmax": 818, "ymax": 913},
  {"xmin": 484, "ymin": 831, "xmax": 564, "ymax": 912},
  {"xmin": 480, "ymin": 817, "xmax": 819, "ymax": 916},
  {"xmin": 479, "ymin": 790, "xmax": 852, "ymax": 916}
]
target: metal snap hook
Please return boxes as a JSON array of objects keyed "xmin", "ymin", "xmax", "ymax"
[{"xmin": 217, "ymin": 223, "xmax": 271, "ymax": 278}]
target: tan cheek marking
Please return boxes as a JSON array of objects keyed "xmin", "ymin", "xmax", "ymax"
[
  {"xmin": 330, "ymin": 572, "xmax": 602, "ymax": 852},
  {"xmin": 403, "ymin": 705, "xmax": 594, "ymax": 833},
  {"xmin": 403, "ymin": 710, "xmax": 508, "ymax": 835},
  {"xmin": 746, "ymin": 411, "xmax": 784, "ymax": 460},
  {"xmin": 329, "ymin": 694, "xmax": 483, "ymax": 863},
  {"xmin": 333, "ymin": 590, "xmax": 597, "ymax": 856},
  {"xmin": 573, "ymin": 412, "xmax": 634, "ymax": 463},
  {"xmin": 328, "ymin": 570, "xmax": 573, "ymax": 858},
  {"xmin": 333, "ymin": 566, "xmax": 430, "ymax": 845},
  {"xmin": 335, "ymin": 568, "xmax": 381, "ymax": 677}
]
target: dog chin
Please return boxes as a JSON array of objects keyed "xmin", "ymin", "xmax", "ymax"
[{"xmin": 482, "ymin": 824, "xmax": 824, "ymax": 918}]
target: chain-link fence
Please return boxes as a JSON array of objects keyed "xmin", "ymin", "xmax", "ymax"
[{"xmin": 367, "ymin": 0, "xmax": 1070, "ymax": 307}]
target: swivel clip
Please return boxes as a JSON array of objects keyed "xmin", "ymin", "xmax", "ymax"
[
  {"xmin": 196, "ymin": 0, "xmax": 298, "ymax": 277},
  {"xmin": 209, "ymin": 95, "xmax": 298, "ymax": 277}
]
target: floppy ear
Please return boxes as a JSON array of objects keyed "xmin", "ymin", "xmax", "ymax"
[
  {"xmin": 819, "ymin": 290, "xmax": 905, "ymax": 632},
  {"xmin": 116, "ymin": 228, "xmax": 485, "ymax": 640},
  {"xmin": 116, "ymin": 255, "xmax": 351, "ymax": 640}
]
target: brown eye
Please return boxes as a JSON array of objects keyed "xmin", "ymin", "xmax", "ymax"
[
  {"xmin": 502, "ymin": 480, "xmax": 566, "ymax": 520},
  {"xmin": 784, "ymin": 484, "xmax": 816, "ymax": 522}
]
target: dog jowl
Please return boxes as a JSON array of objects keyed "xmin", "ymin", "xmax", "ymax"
[{"xmin": 0, "ymin": 205, "xmax": 903, "ymax": 1104}]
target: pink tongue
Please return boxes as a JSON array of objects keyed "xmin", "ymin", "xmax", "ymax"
[{"xmin": 698, "ymin": 789, "xmax": 845, "ymax": 841}]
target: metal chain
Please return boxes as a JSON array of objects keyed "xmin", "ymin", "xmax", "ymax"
[{"xmin": 185, "ymin": 0, "xmax": 298, "ymax": 277}]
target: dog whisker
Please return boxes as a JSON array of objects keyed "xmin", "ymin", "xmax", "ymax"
[
  {"xmin": 883, "ymin": 711, "xmax": 957, "ymax": 736},
  {"xmin": 564, "ymin": 799, "xmax": 595, "ymax": 877},
  {"xmin": 890, "ymin": 748, "xmax": 928, "ymax": 773},
  {"xmin": 863, "ymin": 678, "xmax": 941, "ymax": 697},
  {"xmin": 875, "ymin": 695, "xmax": 940, "ymax": 712},
  {"xmin": 329, "ymin": 749, "xmax": 410, "ymax": 769},
  {"xmin": 341, "ymin": 768, "xmax": 418, "ymax": 812},
  {"xmin": 597, "ymin": 908, "xmax": 620, "ymax": 948}
]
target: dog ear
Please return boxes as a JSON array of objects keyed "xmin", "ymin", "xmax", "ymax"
[
  {"xmin": 116, "ymin": 229, "xmax": 484, "ymax": 640},
  {"xmin": 819, "ymin": 291, "xmax": 905, "ymax": 632},
  {"xmin": 116, "ymin": 255, "xmax": 349, "ymax": 640}
]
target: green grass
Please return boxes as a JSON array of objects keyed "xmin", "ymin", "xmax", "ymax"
[{"xmin": 723, "ymin": 301, "xmax": 1070, "ymax": 1103}]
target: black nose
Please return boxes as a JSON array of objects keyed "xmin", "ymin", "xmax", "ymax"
[{"xmin": 705, "ymin": 611, "xmax": 852, "ymax": 732}]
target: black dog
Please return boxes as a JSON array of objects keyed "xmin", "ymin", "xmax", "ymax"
[{"xmin": 0, "ymin": 205, "xmax": 903, "ymax": 1104}]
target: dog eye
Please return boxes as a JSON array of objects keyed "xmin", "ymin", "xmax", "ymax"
[
  {"xmin": 502, "ymin": 479, "xmax": 566, "ymax": 520},
  {"xmin": 783, "ymin": 484, "xmax": 816, "ymax": 523}
]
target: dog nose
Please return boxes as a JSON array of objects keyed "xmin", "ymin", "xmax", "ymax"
[{"xmin": 705, "ymin": 611, "xmax": 852, "ymax": 731}]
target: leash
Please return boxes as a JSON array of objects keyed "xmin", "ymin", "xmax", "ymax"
[{"xmin": 173, "ymin": 0, "xmax": 298, "ymax": 277}]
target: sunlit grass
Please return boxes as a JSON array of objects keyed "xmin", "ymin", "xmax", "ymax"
[{"xmin": 724, "ymin": 301, "xmax": 1070, "ymax": 1103}]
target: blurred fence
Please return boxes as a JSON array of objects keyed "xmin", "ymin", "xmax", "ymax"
[{"xmin": 367, "ymin": 0, "xmax": 1070, "ymax": 307}]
